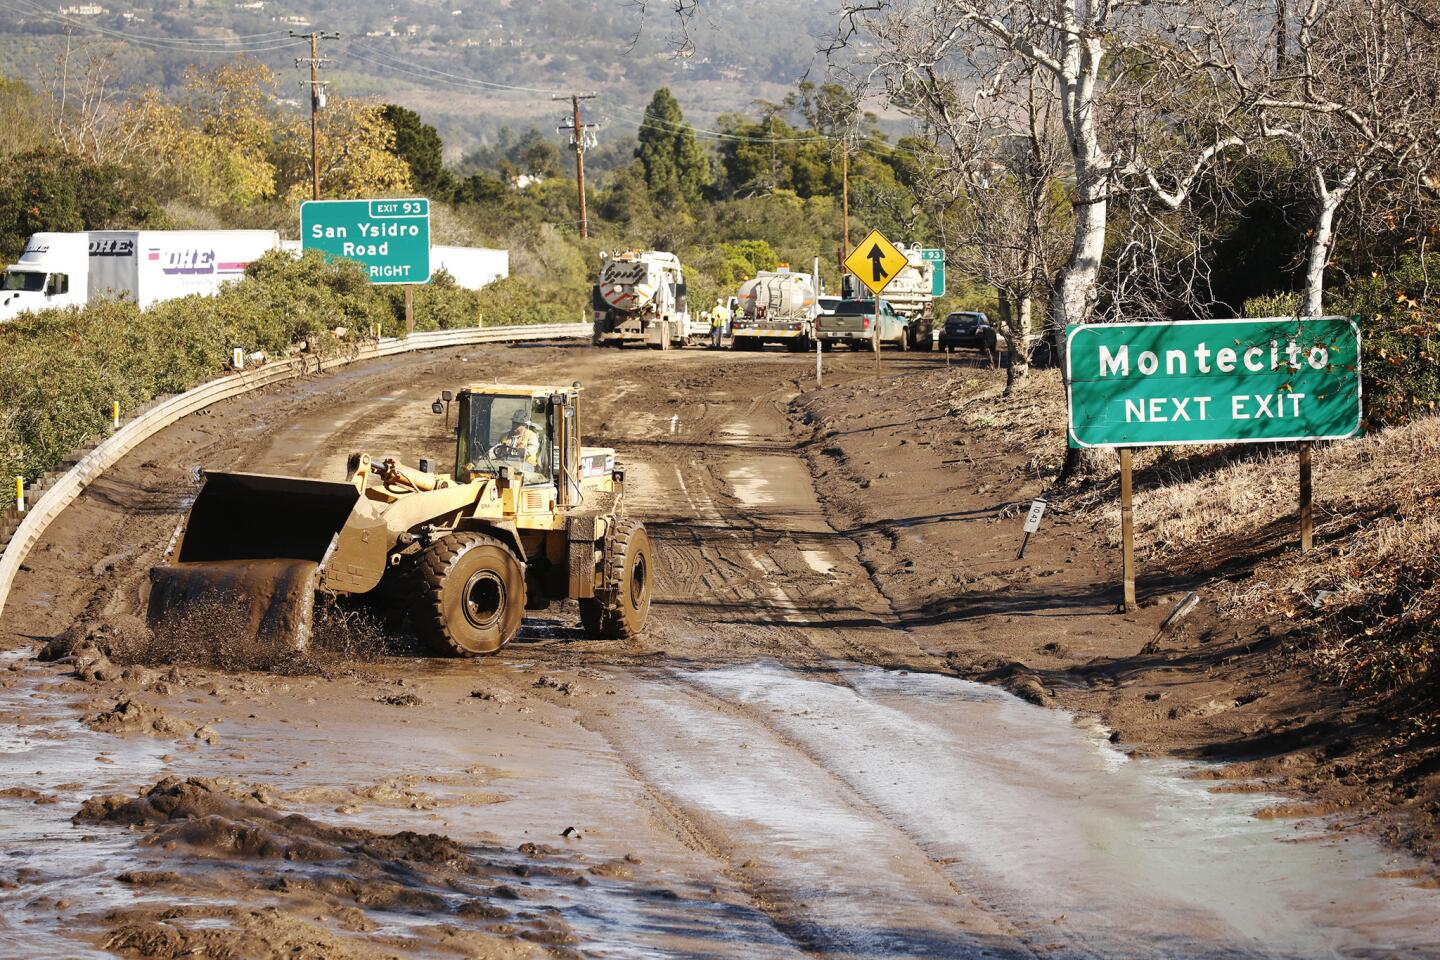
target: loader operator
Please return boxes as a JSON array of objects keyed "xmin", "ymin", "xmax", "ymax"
[{"xmin": 496, "ymin": 408, "xmax": 542, "ymax": 468}]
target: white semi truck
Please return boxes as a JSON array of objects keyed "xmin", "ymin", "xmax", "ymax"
[
  {"xmin": 591, "ymin": 249, "xmax": 693, "ymax": 349},
  {"xmin": 0, "ymin": 230, "xmax": 280, "ymax": 322}
]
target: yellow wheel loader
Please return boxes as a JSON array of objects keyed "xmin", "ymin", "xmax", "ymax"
[{"xmin": 146, "ymin": 383, "xmax": 652, "ymax": 656}]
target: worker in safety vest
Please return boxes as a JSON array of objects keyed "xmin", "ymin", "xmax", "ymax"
[{"xmin": 710, "ymin": 298, "xmax": 729, "ymax": 349}]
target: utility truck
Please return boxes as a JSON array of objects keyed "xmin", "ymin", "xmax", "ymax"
[
  {"xmin": 0, "ymin": 230, "xmax": 280, "ymax": 322},
  {"xmin": 731, "ymin": 264, "xmax": 819, "ymax": 352},
  {"xmin": 592, "ymin": 250, "xmax": 693, "ymax": 349}
]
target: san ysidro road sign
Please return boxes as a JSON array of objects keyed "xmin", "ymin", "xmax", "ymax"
[
  {"xmin": 920, "ymin": 248, "xmax": 946, "ymax": 297},
  {"xmin": 301, "ymin": 198, "xmax": 430, "ymax": 285},
  {"xmin": 844, "ymin": 229, "xmax": 909, "ymax": 296},
  {"xmin": 1066, "ymin": 316, "xmax": 1362, "ymax": 448}
]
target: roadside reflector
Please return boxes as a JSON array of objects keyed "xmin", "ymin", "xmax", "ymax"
[
  {"xmin": 232, "ymin": 347, "xmax": 245, "ymax": 370},
  {"xmin": 14, "ymin": 477, "xmax": 23, "ymax": 513},
  {"xmin": 111, "ymin": 401, "xmax": 120, "ymax": 429}
]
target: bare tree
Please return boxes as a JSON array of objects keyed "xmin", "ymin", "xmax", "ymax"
[
  {"xmin": 1193, "ymin": 0, "xmax": 1440, "ymax": 312},
  {"xmin": 832, "ymin": 0, "xmax": 1280, "ymax": 372},
  {"xmin": 908, "ymin": 66, "xmax": 1069, "ymax": 393},
  {"xmin": 44, "ymin": 34, "xmax": 128, "ymax": 162}
]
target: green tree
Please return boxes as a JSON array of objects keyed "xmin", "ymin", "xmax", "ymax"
[
  {"xmin": 636, "ymin": 88, "xmax": 711, "ymax": 206},
  {"xmin": 381, "ymin": 104, "xmax": 456, "ymax": 201},
  {"xmin": 0, "ymin": 149, "xmax": 168, "ymax": 260}
]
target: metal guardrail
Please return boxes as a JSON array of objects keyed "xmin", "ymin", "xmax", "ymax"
[{"xmin": 0, "ymin": 322, "xmax": 590, "ymax": 619}]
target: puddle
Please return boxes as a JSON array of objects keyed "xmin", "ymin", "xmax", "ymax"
[
  {"xmin": 727, "ymin": 465, "xmax": 776, "ymax": 508},
  {"xmin": 685, "ymin": 662, "xmax": 1440, "ymax": 958},
  {"xmin": 801, "ymin": 549, "xmax": 837, "ymax": 576}
]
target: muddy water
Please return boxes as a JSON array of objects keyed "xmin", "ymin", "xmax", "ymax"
[
  {"xmin": 0, "ymin": 649, "xmax": 170, "ymax": 958},
  {"xmin": 675, "ymin": 661, "xmax": 1440, "ymax": 958}
]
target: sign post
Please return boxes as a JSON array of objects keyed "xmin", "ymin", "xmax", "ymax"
[
  {"xmin": 301, "ymin": 198, "xmax": 431, "ymax": 287},
  {"xmin": 1016, "ymin": 497, "xmax": 1048, "ymax": 559},
  {"xmin": 1119, "ymin": 449, "xmax": 1136, "ymax": 610},
  {"xmin": 1067, "ymin": 316, "xmax": 1362, "ymax": 607},
  {"xmin": 843, "ymin": 228, "xmax": 908, "ymax": 378}
]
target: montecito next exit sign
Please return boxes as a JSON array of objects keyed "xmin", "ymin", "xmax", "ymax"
[{"xmin": 1066, "ymin": 317, "xmax": 1362, "ymax": 448}]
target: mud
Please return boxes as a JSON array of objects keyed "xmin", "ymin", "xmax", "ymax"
[
  {"xmin": 3, "ymin": 342, "xmax": 1439, "ymax": 958},
  {"xmin": 148, "ymin": 559, "xmax": 321, "ymax": 656},
  {"xmin": 83, "ymin": 699, "xmax": 218, "ymax": 744}
]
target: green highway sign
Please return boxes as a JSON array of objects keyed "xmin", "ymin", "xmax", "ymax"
[
  {"xmin": 920, "ymin": 248, "xmax": 945, "ymax": 297},
  {"xmin": 1066, "ymin": 317, "xmax": 1362, "ymax": 448},
  {"xmin": 301, "ymin": 198, "xmax": 430, "ymax": 284}
]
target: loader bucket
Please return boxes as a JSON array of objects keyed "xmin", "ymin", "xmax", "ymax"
[{"xmin": 147, "ymin": 472, "xmax": 362, "ymax": 655}]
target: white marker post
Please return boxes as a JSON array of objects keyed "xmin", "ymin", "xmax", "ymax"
[
  {"xmin": 816, "ymin": 335, "xmax": 823, "ymax": 388},
  {"xmin": 14, "ymin": 477, "xmax": 24, "ymax": 514},
  {"xmin": 1016, "ymin": 497, "xmax": 1048, "ymax": 559},
  {"xmin": 111, "ymin": 401, "xmax": 120, "ymax": 430},
  {"xmin": 232, "ymin": 347, "xmax": 245, "ymax": 370}
]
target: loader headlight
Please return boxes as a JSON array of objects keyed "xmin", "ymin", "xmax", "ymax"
[{"xmin": 431, "ymin": 401, "xmax": 444, "ymax": 415}]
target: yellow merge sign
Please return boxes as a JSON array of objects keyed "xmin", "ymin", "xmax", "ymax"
[{"xmin": 844, "ymin": 228, "xmax": 909, "ymax": 296}]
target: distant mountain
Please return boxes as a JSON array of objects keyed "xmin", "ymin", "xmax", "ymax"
[{"xmin": 0, "ymin": 0, "xmax": 844, "ymax": 162}]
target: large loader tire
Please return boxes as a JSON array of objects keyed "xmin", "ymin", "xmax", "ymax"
[
  {"xmin": 414, "ymin": 532, "xmax": 526, "ymax": 656},
  {"xmin": 595, "ymin": 519, "xmax": 652, "ymax": 641}
]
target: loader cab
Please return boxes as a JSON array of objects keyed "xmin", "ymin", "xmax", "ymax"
[{"xmin": 455, "ymin": 390, "xmax": 556, "ymax": 487}]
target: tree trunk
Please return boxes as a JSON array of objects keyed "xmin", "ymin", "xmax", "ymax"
[
  {"xmin": 1012, "ymin": 295, "xmax": 1031, "ymax": 385},
  {"xmin": 997, "ymin": 295, "xmax": 1017, "ymax": 395},
  {"xmin": 1302, "ymin": 166, "xmax": 1358, "ymax": 316}
]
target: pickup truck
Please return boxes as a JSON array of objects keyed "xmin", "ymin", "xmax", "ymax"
[{"xmin": 813, "ymin": 298, "xmax": 909, "ymax": 350}]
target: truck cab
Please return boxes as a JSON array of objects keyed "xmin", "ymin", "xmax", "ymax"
[{"xmin": 0, "ymin": 232, "xmax": 88, "ymax": 323}]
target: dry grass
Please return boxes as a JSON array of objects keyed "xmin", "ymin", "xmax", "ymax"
[
  {"xmin": 1070, "ymin": 414, "xmax": 1440, "ymax": 696},
  {"xmin": 950, "ymin": 366, "xmax": 1440, "ymax": 698}
]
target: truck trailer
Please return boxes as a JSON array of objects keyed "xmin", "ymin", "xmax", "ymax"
[
  {"xmin": 0, "ymin": 230, "xmax": 280, "ymax": 322},
  {"xmin": 731, "ymin": 266, "xmax": 819, "ymax": 352}
]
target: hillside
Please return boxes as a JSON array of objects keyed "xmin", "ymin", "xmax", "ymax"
[{"xmin": 0, "ymin": 0, "xmax": 837, "ymax": 157}]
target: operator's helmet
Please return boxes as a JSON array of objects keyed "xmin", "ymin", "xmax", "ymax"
[{"xmin": 511, "ymin": 409, "xmax": 530, "ymax": 428}]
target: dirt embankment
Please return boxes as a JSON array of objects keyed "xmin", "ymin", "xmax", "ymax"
[{"xmin": 789, "ymin": 362, "xmax": 1440, "ymax": 863}]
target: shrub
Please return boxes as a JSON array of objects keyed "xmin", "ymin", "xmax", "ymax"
[
  {"xmin": 1244, "ymin": 255, "xmax": 1440, "ymax": 428},
  {"xmin": 0, "ymin": 250, "xmax": 533, "ymax": 510}
]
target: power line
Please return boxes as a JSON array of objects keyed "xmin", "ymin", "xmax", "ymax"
[{"xmin": 346, "ymin": 40, "xmax": 565, "ymax": 96}]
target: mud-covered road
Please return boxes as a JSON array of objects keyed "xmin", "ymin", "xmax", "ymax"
[{"xmin": 3, "ymin": 342, "xmax": 1439, "ymax": 959}]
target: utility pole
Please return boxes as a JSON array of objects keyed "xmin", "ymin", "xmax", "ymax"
[
  {"xmin": 292, "ymin": 30, "xmax": 340, "ymax": 201},
  {"xmin": 554, "ymin": 92, "xmax": 598, "ymax": 238}
]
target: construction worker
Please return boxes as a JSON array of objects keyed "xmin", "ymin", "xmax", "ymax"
[
  {"xmin": 499, "ymin": 408, "xmax": 542, "ymax": 467},
  {"xmin": 710, "ymin": 297, "xmax": 729, "ymax": 349}
]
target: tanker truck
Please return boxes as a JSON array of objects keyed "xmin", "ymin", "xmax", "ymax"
[
  {"xmin": 731, "ymin": 265, "xmax": 818, "ymax": 352},
  {"xmin": 591, "ymin": 250, "xmax": 694, "ymax": 349}
]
